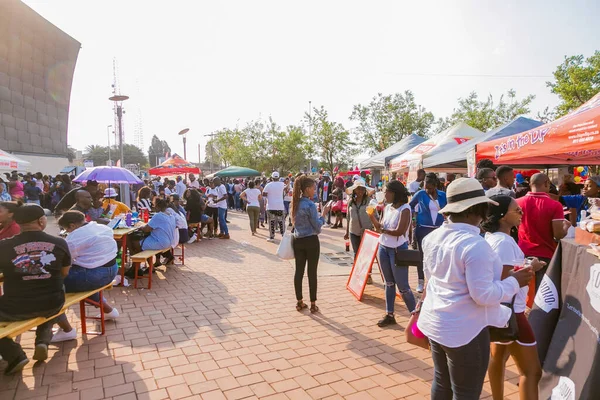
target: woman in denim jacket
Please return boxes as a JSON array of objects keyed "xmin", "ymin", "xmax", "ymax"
[{"xmin": 290, "ymin": 176, "xmax": 330, "ymax": 313}]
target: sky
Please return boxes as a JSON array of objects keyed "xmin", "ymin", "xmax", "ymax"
[{"xmin": 22, "ymin": 0, "xmax": 600, "ymax": 163}]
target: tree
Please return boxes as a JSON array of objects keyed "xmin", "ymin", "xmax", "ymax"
[
  {"xmin": 306, "ymin": 106, "xmax": 357, "ymax": 174},
  {"xmin": 84, "ymin": 145, "xmax": 108, "ymax": 167},
  {"xmin": 147, "ymin": 135, "xmax": 172, "ymax": 167},
  {"xmin": 84, "ymin": 144, "xmax": 148, "ymax": 167},
  {"xmin": 67, "ymin": 146, "xmax": 76, "ymax": 162},
  {"xmin": 350, "ymin": 91, "xmax": 435, "ymax": 155},
  {"xmin": 437, "ymin": 89, "xmax": 535, "ymax": 133},
  {"xmin": 547, "ymin": 51, "xmax": 600, "ymax": 117}
]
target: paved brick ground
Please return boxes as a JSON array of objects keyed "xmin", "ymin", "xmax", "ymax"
[{"xmin": 0, "ymin": 212, "xmax": 522, "ymax": 399}]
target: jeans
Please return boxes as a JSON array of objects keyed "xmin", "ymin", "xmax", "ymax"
[
  {"xmin": 429, "ymin": 328, "xmax": 490, "ymax": 400},
  {"xmin": 378, "ymin": 242, "xmax": 416, "ymax": 313},
  {"xmin": 27, "ymin": 199, "xmax": 41, "ymax": 205},
  {"xmin": 415, "ymin": 225, "xmax": 437, "ymax": 280},
  {"xmin": 268, "ymin": 210, "xmax": 285, "ymax": 239},
  {"xmin": 234, "ymin": 192, "xmax": 241, "ymax": 210},
  {"xmin": 284, "ymin": 200, "xmax": 291, "ymax": 217},
  {"xmin": 218, "ymin": 207, "xmax": 228, "ymax": 235},
  {"xmin": 64, "ymin": 263, "xmax": 119, "ymax": 302},
  {"xmin": 247, "ymin": 206, "xmax": 260, "ymax": 232},
  {"xmin": 0, "ymin": 303, "xmax": 61, "ymax": 363},
  {"xmin": 350, "ymin": 232, "xmax": 362, "ymax": 258},
  {"xmin": 207, "ymin": 207, "xmax": 219, "ymax": 232},
  {"xmin": 293, "ymin": 235, "xmax": 319, "ymax": 302}
]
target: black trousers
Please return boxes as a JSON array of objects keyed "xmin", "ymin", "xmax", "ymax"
[
  {"xmin": 293, "ymin": 235, "xmax": 320, "ymax": 302},
  {"xmin": 0, "ymin": 302, "xmax": 62, "ymax": 363}
]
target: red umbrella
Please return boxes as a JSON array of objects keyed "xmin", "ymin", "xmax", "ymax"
[{"xmin": 148, "ymin": 154, "xmax": 200, "ymax": 176}]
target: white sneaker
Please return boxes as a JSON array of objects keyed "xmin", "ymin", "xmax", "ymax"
[
  {"xmin": 267, "ymin": 238, "xmax": 275, "ymax": 242},
  {"xmin": 417, "ymin": 279, "xmax": 425, "ymax": 293},
  {"xmin": 51, "ymin": 328, "xmax": 77, "ymax": 343},
  {"xmin": 187, "ymin": 234, "xmax": 197, "ymax": 244},
  {"xmin": 96, "ymin": 308, "xmax": 119, "ymax": 320}
]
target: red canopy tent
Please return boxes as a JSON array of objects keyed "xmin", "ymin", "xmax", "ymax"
[
  {"xmin": 148, "ymin": 154, "xmax": 200, "ymax": 176},
  {"xmin": 477, "ymin": 91, "xmax": 600, "ymax": 165}
]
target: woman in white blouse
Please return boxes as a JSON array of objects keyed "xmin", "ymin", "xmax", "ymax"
[
  {"xmin": 51, "ymin": 211, "xmax": 120, "ymax": 342},
  {"xmin": 482, "ymin": 195, "xmax": 545, "ymax": 400},
  {"xmin": 416, "ymin": 178, "xmax": 533, "ymax": 399},
  {"xmin": 368, "ymin": 180, "xmax": 416, "ymax": 327}
]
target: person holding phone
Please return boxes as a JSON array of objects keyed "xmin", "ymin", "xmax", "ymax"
[{"xmin": 482, "ymin": 195, "xmax": 545, "ymax": 400}]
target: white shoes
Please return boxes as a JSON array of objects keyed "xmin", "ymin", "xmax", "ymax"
[
  {"xmin": 187, "ymin": 234, "xmax": 197, "ymax": 244},
  {"xmin": 417, "ymin": 279, "xmax": 425, "ymax": 293},
  {"xmin": 96, "ymin": 308, "xmax": 119, "ymax": 320},
  {"xmin": 267, "ymin": 238, "xmax": 275, "ymax": 243},
  {"xmin": 51, "ymin": 328, "xmax": 77, "ymax": 343}
]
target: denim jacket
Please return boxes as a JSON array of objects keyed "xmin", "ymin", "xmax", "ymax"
[{"xmin": 293, "ymin": 197, "xmax": 325, "ymax": 239}]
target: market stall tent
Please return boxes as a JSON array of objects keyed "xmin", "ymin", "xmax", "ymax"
[
  {"xmin": 477, "ymin": 91, "xmax": 600, "ymax": 166},
  {"xmin": 359, "ymin": 134, "xmax": 427, "ymax": 170},
  {"xmin": 148, "ymin": 154, "xmax": 200, "ymax": 176},
  {"xmin": 0, "ymin": 149, "xmax": 30, "ymax": 172},
  {"xmin": 424, "ymin": 117, "xmax": 543, "ymax": 170},
  {"xmin": 206, "ymin": 166, "xmax": 261, "ymax": 179},
  {"xmin": 389, "ymin": 122, "xmax": 483, "ymax": 173}
]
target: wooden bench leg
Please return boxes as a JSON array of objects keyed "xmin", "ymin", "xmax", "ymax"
[
  {"xmin": 147, "ymin": 257, "xmax": 153, "ymax": 290},
  {"xmin": 133, "ymin": 262, "xmax": 140, "ymax": 289},
  {"xmin": 80, "ymin": 299, "xmax": 86, "ymax": 335},
  {"xmin": 80, "ymin": 290, "xmax": 106, "ymax": 335}
]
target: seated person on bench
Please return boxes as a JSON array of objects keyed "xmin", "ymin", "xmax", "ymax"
[
  {"xmin": 129, "ymin": 198, "xmax": 176, "ymax": 266},
  {"xmin": 0, "ymin": 204, "xmax": 71, "ymax": 374},
  {"xmin": 51, "ymin": 211, "xmax": 120, "ymax": 342}
]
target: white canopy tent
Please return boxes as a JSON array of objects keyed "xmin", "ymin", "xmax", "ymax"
[
  {"xmin": 389, "ymin": 122, "xmax": 484, "ymax": 173},
  {"xmin": 0, "ymin": 149, "xmax": 31, "ymax": 172},
  {"xmin": 359, "ymin": 134, "xmax": 427, "ymax": 170},
  {"xmin": 423, "ymin": 117, "xmax": 543, "ymax": 171}
]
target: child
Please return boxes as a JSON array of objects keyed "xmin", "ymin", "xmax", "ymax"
[{"xmin": 330, "ymin": 188, "xmax": 344, "ymax": 229}]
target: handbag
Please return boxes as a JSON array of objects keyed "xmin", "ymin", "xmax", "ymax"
[
  {"xmin": 405, "ymin": 311, "xmax": 430, "ymax": 350},
  {"xmin": 277, "ymin": 230, "xmax": 295, "ymax": 260},
  {"xmin": 395, "ymin": 248, "xmax": 423, "ymax": 268},
  {"xmin": 488, "ymin": 296, "xmax": 519, "ymax": 342}
]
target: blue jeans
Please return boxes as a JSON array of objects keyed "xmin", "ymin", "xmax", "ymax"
[
  {"xmin": 284, "ymin": 200, "xmax": 291, "ymax": 216},
  {"xmin": 218, "ymin": 207, "xmax": 228, "ymax": 235},
  {"xmin": 234, "ymin": 192, "xmax": 241, "ymax": 210},
  {"xmin": 378, "ymin": 242, "xmax": 416, "ymax": 313},
  {"xmin": 429, "ymin": 328, "xmax": 490, "ymax": 400},
  {"xmin": 64, "ymin": 263, "xmax": 118, "ymax": 302}
]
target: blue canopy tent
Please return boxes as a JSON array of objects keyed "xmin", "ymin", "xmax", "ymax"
[{"xmin": 423, "ymin": 117, "xmax": 543, "ymax": 170}]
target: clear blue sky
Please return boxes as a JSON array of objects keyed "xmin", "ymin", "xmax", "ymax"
[{"xmin": 23, "ymin": 0, "xmax": 600, "ymax": 161}]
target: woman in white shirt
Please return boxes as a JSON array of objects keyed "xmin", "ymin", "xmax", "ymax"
[
  {"xmin": 482, "ymin": 195, "xmax": 545, "ymax": 400},
  {"xmin": 368, "ymin": 180, "xmax": 416, "ymax": 327},
  {"xmin": 240, "ymin": 181, "xmax": 263, "ymax": 235},
  {"xmin": 417, "ymin": 178, "xmax": 533, "ymax": 399},
  {"xmin": 51, "ymin": 211, "xmax": 120, "ymax": 342}
]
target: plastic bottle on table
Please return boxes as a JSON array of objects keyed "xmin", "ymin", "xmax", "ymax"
[{"xmin": 126, "ymin": 211, "xmax": 132, "ymax": 227}]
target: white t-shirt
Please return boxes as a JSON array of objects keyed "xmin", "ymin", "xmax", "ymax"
[
  {"xmin": 188, "ymin": 180, "xmax": 200, "ymax": 189},
  {"xmin": 429, "ymin": 197, "xmax": 440, "ymax": 227},
  {"xmin": 379, "ymin": 203, "xmax": 411, "ymax": 248},
  {"xmin": 176, "ymin": 181, "xmax": 187, "ymax": 197},
  {"xmin": 485, "ymin": 232, "xmax": 528, "ymax": 313},
  {"xmin": 66, "ymin": 222, "xmax": 118, "ymax": 269},
  {"xmin": 408, "ymin": 180, "xmax": 422, "ymax": 194},
  {"xmin": 215, "ymin": 184, "xmax": 228, "ymax": 209},
  {"xmin": 243, "ymin": 188, "xmax": 262, "ymax": 207},
  {"xmin": 284, "ymin": 184, "xmax": 293, "ymax": 202},
  {"xmin": 206, "ymin": 188, "xmax": 218, "ymax": 208},
  {"xmin": 263, "ymin": 181, "xmax": 285, "ymax": 211}
]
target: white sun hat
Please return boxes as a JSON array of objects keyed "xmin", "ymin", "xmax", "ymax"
[
  {"xmin": 438, "ymin": 178, "xmax": 498, "ymax": 214},
  {"xmin": 346, "ymin": 179, "xmax": 375, "ymax": 196}
]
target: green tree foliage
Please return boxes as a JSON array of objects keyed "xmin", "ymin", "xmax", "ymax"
[
  {"xmin": 350, "ymin": 91, "xmax": 435, "ymax": 155},
  {"xmin": 547, "ymin": 51, "xmax": 600, "ymax": 117},
  {"xmin": 307, "ymin": 106, "xmax": 357, "ymax": 174},
  {"xmin": 147, "ymin": 135, "xmax": 172, "ymax": 167},
  {"xmin": 84, "ymin": 144, "xmax": 148, "ymax": 167},
  {"xmin": 437, "ymin": 89, "xmax": 535, "ymax": 133},
  {"xmin": 207, "ymin": 118, "xmax": 311, "ymax": 174},
  {"xmin": 67, "ymin": 146, "xmax": 76, "ymax": 162}
]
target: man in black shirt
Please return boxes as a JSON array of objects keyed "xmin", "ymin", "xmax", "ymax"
[{"xmin": 0, "ymin": 204, "xmax": 71, "ymax": 375}]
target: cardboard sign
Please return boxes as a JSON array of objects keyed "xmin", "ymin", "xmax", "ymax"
[{"xmin": 347, "ymin": 230, "xmax": 380, "ymax": 300}]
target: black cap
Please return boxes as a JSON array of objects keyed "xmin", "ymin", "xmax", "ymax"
[{"xmin": 14, "ymin": 204, "xmax": 45, "ymax": 224}]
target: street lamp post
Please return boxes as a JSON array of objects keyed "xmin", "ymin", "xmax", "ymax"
[
  {"xmin": 109, "ymin": 95, "xmax": 129, "ymax": 167},
  {"xmin": 106, "ymin": 124, "xmax": 113, "ymax": 165},
  {"xmin": 178, "ymin": 128, "xmax": 190, "ymax": 181},
  {"xmin": 204, "ymin": 133, "xmax": 218, "ymax": 174}
]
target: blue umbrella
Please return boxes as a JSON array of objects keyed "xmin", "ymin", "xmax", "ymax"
[{"xmin": 73, "ymin": 166, "xmax": 143, "ymax": 184}]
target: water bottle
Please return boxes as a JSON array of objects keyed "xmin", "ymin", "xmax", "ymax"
[{"xmin": 126, "ymin": 211, "xmax": 132, "ymax": 227}]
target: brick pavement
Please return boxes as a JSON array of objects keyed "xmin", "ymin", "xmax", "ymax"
[{"xmin": 0, "ymin": 212, "xmax": 522, "ymax": 399}]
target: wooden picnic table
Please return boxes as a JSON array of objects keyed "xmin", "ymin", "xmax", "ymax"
[{"xmin": 113, "ymin": 222, "xmax": 146, "ymax": 285}]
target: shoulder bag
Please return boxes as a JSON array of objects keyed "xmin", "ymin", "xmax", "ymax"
[{"xmin": 488, "ymin": 296, "xmax": 519, "ymax": 342}]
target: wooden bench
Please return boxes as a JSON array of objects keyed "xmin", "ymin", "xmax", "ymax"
[
  {"xmin": 173, "ymin": 243, "xmax": 185, "ymax": 266},
  {"xmin": 130, "ymin": 248, "xmax": 171, "ymax": 289},
  {"xmin": 0, "ymin": 281, "xmax": 115, "ymax": 340}
]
